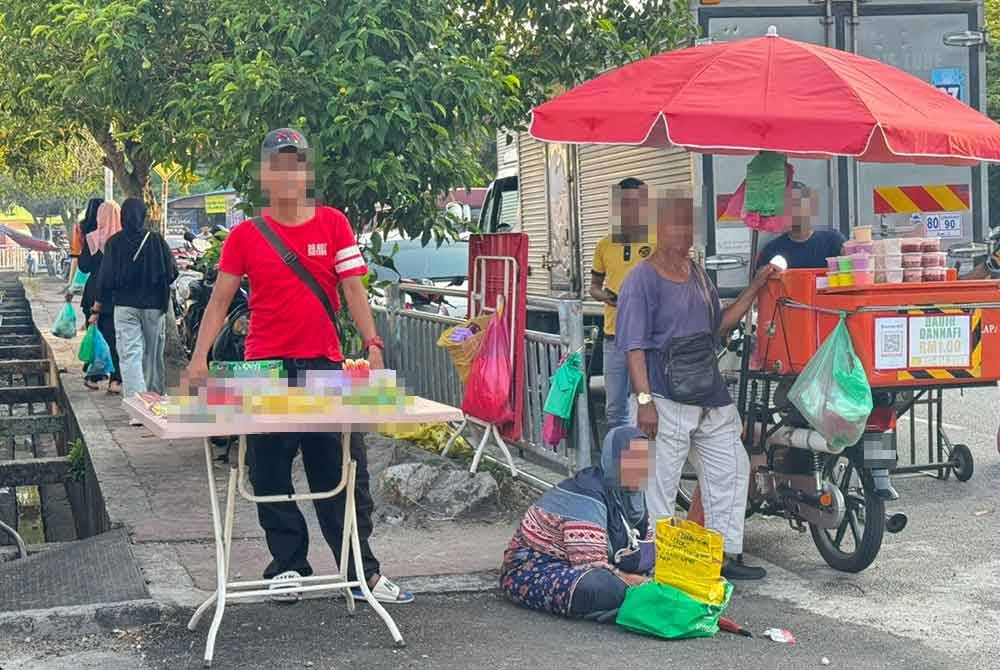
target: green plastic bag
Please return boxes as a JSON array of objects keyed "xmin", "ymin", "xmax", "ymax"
[
  {"xmin": 78, "ymin": 325, "xmax": 97, "ymax": 363},
  {"xmin": 616, "ymin": 581, "xmax": 733, "ymax": 640},
  {"xmin": 51, "ymin": 303, "xmax": 77, "ymax": 339},
  {"xmin": 543, "ymin": 352, "xmax": 584, "ymax": 420},
  {"xmin": 787, "ymin": 316, "xmax": 873, "ymax": 452},
  {"xmin": 70, "ymin": 270, "xmax": 90, "ymax": 292}
]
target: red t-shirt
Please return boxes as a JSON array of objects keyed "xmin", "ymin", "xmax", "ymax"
[{"xmin": 217, "ymin": 206, "xmax": 367, "ymax": 362}]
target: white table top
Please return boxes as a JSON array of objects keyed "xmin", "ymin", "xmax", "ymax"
[{"xmin": 122, "ymin": 396, "xmax": 464, "ymax": 440}]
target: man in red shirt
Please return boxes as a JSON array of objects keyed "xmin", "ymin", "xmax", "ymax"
[{"xmin": 185, "ymin": 129, "xmax": 412, "ymax": 604}]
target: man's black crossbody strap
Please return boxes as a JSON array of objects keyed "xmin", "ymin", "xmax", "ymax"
[{"xmin": 250, "ymin": 216, "xmax": 342, "ymax": 340}]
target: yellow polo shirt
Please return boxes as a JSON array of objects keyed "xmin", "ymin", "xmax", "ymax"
[{"xmin": 592, "ymin": 235, "xmax": 654, "ymax": 336}]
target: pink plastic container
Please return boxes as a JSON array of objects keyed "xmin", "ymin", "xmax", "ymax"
[
  {"xmin": 902, "ymin": 253, "xmax": 923, "ymax": 268},
  {"xmin": 920, "ymin": 238, "xmax": 941, "ymax": 253},
  {"xmin": 900, "ymin": 238, "xmax": 924, "ymax": 253},
  {"xmin": 843, "ymin": 240, "xmax": 874, "ymax": 256},
  {"xmin": 903, "ymin": 268, "xmax": 924, "ymax": 283},
  {"xmin": 921, "ymin": 252, "xmax": 947, "ymax": 267},
  {"xmin": 825, "ymin": 257, "xmax": 840, "ymax": 272},
  {"xmin": 849, "ymin": 253, "xmax": 872, "ymax": 270},
  {"xmin": 853, "ymin": 270, "xmax": 874, "ymax": 286},
  {"xmin": 923, "ymin": 267, "xmax": 947, "ymax": 282}
]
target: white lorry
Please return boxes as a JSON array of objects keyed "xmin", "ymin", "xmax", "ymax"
[{"xmin": 479, "ymin": 0, "xmax": 989, "ymax": 298}]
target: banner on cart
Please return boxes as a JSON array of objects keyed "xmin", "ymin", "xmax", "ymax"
[
  {"xmin": 877, "ymin": 309, "xmax": 983, "ymax": 380},
  {"xmin": 908, "ymin": 315, "xmax": 970, "ymax": 369}
]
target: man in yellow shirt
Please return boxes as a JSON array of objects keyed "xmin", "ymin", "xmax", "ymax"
[{"xmin": 589, "ymin": 178, "xmax": 653, "ymax": 429}]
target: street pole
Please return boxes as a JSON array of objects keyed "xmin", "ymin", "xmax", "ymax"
[{"xmin": 104, "ymin": 167, "xmax": 114, "ymax": 202}]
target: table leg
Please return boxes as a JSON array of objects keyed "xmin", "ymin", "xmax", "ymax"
[
  {"xmin": 186, "ymin": 438, "xmax": 237, "ymax": 667},
  {"xmin": 340, "ymin": 429, "xmax": 356, "ymax": 615},
  {"xmin": 346, "ymin": 460, "xmax": 405, "ymax": 647},
  {"xmin": 469, "ymin": 424, "xmax": 492, "ymax": 474},
  {"xmin": 490, "ymin": 423, "xmax": 518, "ymax": 478},
  {"xmin": 441, "ymin": 418, "xmax": 467, "ymax": 458}
]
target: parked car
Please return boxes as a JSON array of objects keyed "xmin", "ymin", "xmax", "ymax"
[{"xmin": 367, "ymin": 236, "xmax": 469, "ymax": 318}]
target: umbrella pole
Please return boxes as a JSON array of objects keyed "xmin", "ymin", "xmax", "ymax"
[{"xmin": 736, "ymin": 229, "xmax": 759, "ymax": 422}]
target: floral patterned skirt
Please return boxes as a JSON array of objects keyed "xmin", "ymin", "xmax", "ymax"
[{"xmin": 500, "ymin": 543, "xmax": 589, "ymax": 617}]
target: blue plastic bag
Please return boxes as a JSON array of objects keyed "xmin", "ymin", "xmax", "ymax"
[
  {"xmin": 87, "ymin": 326, "xmax": 116, "ymax": 377},
  {"xmin": 51, "ymin": 302, "xmax": 77, "ymax": 339}
]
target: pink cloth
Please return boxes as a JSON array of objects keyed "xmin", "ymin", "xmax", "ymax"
[
  {"xmin": 86, "ymin": 201, "xmax": 122, "ymax": 255},
  {"xmin": 722, "ymin": 164, "xmax": 796, "ymax": 233}
]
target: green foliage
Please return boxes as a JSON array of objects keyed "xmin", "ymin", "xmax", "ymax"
[
  {"xmin": 0, "ymin": 0, "xmax": 697, "ymax": 244},
  {"xmin": 67, "ymin": 438, "xmax": 86, "ymax": 482}
]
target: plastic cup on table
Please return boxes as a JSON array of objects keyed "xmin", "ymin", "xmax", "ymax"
[
  {"xmin": 838, "ymin": 256, "xmax": 853, "ymax": 272},
  {"xmin": 853, "ymin": 226, "xmax": 873, "ymax": 242},
  {"xmin": 921, "ymin": 252, "xmax": 947, "ymax": 268}
]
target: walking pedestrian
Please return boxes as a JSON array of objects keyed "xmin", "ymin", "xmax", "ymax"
[
  {"xmin": 94, "ymin": 198, "xmax": 178, "ymax": 423},
  {"xmin": 616, "ymin": 191, "xmax": 777, "ymax": 581},
  {"xmin": 589, "ymin": 178, "xmax": 653, "ymax": 430},
  {"xmin": 184, "ymin": 128, "xmax": 412, "ymax": 605},
  {"xmin": 80, "ymin": 200, "xmax": 123, "ymax": 394},
  {"xmin": 25, "ymin": 251, "xmax": 36, "ymax": 277}
]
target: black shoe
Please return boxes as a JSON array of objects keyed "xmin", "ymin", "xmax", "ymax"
[{"xmin": 722, "ymin": 555, "xmax": 767, "ymax": 581}]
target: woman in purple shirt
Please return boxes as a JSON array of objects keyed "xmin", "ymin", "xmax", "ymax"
[{"xmin": 616, "ymin": 193, "xmax": 777, "ymax": 581}]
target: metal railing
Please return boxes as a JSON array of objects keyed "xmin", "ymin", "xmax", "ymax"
[{"xmin": 375, "ymin": 283, "xmax": 592, "ymax": 473}]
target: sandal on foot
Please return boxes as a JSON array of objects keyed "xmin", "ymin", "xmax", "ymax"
[
  {"xmin": 83, "ymin": 380, "xmax": 100, "ymax": 391},
  {"xmin": 351, "ymin": 576, "xmax": 414, "ymax": 604},
  {"xmin": 268, "ymin": 570, "xmax": 303, "ymax": 603},
  {"xmin": 107, "ymin": 383, "xmax": 122, "ymax": 395}
]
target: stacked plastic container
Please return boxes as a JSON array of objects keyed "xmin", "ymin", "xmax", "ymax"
[{"xmin": 827, "ymin": 228, "xmax": 947, "ymax": 288}]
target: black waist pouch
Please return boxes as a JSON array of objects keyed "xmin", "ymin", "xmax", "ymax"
[{"xmin": 666, "ymin": 332, "xmax": 722, "ymax": 405}]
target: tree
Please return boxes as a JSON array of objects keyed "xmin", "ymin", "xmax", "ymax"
[
  {"xmin": 0, "ymin": 135, "xmax": 103, "ymax": 240},
  {"xmin": 183, "ymin": 1, "xmax": 696, "ymax": 244},
  {"xmin": 0, "ymin": 1, "xmax": 222, "ymax": 211}
]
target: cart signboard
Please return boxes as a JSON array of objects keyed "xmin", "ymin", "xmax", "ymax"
[{"xmin": 907, "ymin": 314, "xmax": 971, "ymax": 369}]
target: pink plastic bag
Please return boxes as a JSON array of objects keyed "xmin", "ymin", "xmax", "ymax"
[
  {"xmin": 461, "ymin": 314, "xmax": 514, "ymax": 425},
  {"xmin": 542, "ymin": 413, "xmax": 569, "ymax": 447}
]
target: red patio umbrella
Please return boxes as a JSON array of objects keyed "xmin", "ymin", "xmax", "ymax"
[{"xmin": 530, "ymin": 27, "xmax": 1000, "ymax": 166}]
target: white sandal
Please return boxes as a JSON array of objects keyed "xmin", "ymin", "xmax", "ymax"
[{"xmin": 268, "ymin": 570, "xmax": 303, "ymax": 603}]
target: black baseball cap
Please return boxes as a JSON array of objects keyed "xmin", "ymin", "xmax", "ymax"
[{"xmin": 261, "ymin": 128, "xmax": 309, "ymax": 156}]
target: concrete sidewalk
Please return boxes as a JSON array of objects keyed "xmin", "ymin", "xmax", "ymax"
[{"xmin": 27, "ymin": 277, "xmax": 516, "ymax": 610}]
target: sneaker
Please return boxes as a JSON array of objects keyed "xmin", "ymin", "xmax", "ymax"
[
  {"xmin": 351, "ymin": 575, "xmax": 414, "ymax": 604},
  {"xmin": 268, "ymin": 570, "xmax": 303, "ymax": 603},
  {"xmin": 722, "ymin": 554, "xmax": 767, "ymax": 581}
]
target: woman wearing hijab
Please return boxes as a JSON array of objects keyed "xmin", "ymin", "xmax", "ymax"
[
  {"xmin": 500, "ymin": 426, "xmax": 653, "ymax": 621},
  {"xmin": 79, "ymin": 200, "xmax": 122, "ymax": 392},
  {"xmin": 65, "ymin": 197, "xmax": 102, "ymax": 298},
  {"xmin": 95, "ymin": 198, "xmax": 178, "ymax": 418}
]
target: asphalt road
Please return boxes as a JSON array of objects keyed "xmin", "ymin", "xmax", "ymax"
[{"xmin": 2, "ymin": 386, "xmax": 997, "ymax": 670}]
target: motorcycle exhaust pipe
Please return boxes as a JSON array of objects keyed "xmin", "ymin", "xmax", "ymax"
[{"xmin": 885, "ymin": 512, "xmax": 908, "ymax": 534}]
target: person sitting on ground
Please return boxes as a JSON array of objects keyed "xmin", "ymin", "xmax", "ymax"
[{"xmin": 501, "ymin": 426, "xmax": 653, "ymax": 622}]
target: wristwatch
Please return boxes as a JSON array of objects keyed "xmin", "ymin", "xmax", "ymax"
[{"xmin": 636, "ymin": 392, "xmax": 653, "ymax": 406}]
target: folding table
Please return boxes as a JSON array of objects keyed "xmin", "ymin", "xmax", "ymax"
[{"xmin": 123, "ymin": 395, "xmax": 463, "ymax": 667}]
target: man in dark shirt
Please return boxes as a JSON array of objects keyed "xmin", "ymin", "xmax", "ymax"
[{"xmin": 753, "ymin": 181, "xmax": 845, "ymax": 271}]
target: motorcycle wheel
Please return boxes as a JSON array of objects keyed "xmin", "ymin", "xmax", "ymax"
[{"xmin": 809, "ymin": 451, "xmax": 885, "ymax": 573}]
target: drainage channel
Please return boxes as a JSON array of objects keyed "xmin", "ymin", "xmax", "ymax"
[
  {"xmin": 0, "ymin": 276, "xmax": 75, "ymax": 557},
  {"xmin": 0, "ymin": 274, "xmax": 149, "ymax": 615}
]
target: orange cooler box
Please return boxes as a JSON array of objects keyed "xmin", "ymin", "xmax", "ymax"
[{"xmin": 754, "ymin": 271, "xmax": 1000, "ymax": 388}]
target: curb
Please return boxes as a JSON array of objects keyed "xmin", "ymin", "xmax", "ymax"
[
  {"xmin": 0, "ymin": 599, "xmax": 176, "ymax": 641},
  {"xmin": 0, "ymin": 570, "xmax": 499, "ymax": 641}
]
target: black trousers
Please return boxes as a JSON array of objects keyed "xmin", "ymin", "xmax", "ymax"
[
  {"xmin": 568, "ymin": 568, "xmax": 628, "ymax": 622},
  {"xmin": 247, "ymin": 358, "xmax": 380, "ymax": 581}
]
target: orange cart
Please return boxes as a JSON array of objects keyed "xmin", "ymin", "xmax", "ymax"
[{"xmin": 754, "ymin": 270, "xmax": 1000, "ymax": 482}]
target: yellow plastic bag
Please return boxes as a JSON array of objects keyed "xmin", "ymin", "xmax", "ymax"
[
  {"xmin": 436, "ymin": 315, "xmax": 492, "ymax": 383},
  {"xmin": 654, "ymin": 518, "xmax": 729, "ymax": 607},
  {"xmin": 381, "ymin": 422, "xmax": 470, "ymax": 455}
]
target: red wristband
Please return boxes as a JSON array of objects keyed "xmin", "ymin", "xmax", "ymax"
[{"xmin": 364, "ymin": 336, "xmax": 384, "ymax": 352}]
